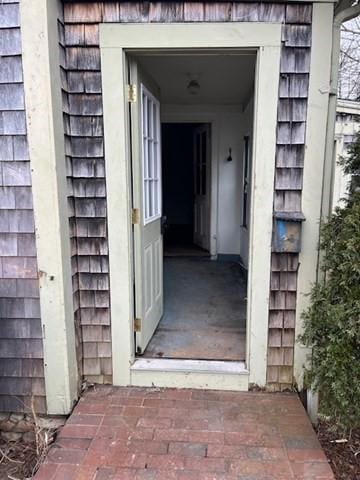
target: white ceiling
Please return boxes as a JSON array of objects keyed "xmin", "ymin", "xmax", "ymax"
[{"xmin": 136, "ymin": 53, "xmax": 256, "ymax": 105}]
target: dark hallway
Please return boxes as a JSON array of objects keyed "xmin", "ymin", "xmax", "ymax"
[{"xmin": 162, "ymin": 123, "xmax": 208, "ymax": 256}]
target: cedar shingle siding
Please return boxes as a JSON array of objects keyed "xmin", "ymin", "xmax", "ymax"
[
  {"xmin": 62, "ymin": 1, "xmax": 312, "ymax": 389},
  {"xmin": 0, "ymin": 1, "xmax": 45, "ymax": 412},
  {"xmin": 0, "ymin": 2, "xmax": 313, "ymax": 404}
]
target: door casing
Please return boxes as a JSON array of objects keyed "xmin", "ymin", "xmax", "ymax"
[{"xmin": 101, "ymin": 22, "xmax": 282, "ymax": 388}]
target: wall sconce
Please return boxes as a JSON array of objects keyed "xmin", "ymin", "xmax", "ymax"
[{"xmin": 227, "ymin": 148, "xmax": 233, "ymax": 162}]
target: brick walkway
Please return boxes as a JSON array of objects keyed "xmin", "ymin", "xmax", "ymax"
[{"xmin": 34, "ymin": 386, "xmax": 334, "ymax": 479}]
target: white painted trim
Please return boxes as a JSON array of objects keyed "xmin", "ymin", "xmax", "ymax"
[
  {"xmin": 294, "ymin": 4, "xmax": 334, "ymax": 389},
  {"xmin": 131, "ymin": 371, "xmax": 249, "ymax": 391},
  {"xmin": 131, "ymin": 360, "xmax": 249, "ymax": 391},
  {"xmin": 101, "ymin": 48, "xmax": 134, "ymax": 385},
  {"xmin": 140, "ymin": 84, "xmax": 162, "ymax": 226},
  {"xmin": 332, "ymin": 117, "xmax": 359, "ymax": 210},
  {"xmin": 132, "ymin": 358, "xmax": 247, "ymax": 374},
  {"xmin": 101, "ymin": 22, "xmax": 281, "ymax": 388},
  {"xmin": 20, "ymin": 0, "xmax": 78, "ymax": 414},
  {"xmin": 101, "ymin": 23, "xmax": 282, "ymax": 50},
  {"xmin": 246, "ymin": 46, "xmax": 280, "ymax": 386},
  {"xmin": 337, "ymin": 99, "xmax": 360, "ymax": 116}
]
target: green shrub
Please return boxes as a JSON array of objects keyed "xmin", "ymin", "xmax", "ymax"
[{"xmin": 300, "ymin": 131, "xmax": 360, "ymax": 430}]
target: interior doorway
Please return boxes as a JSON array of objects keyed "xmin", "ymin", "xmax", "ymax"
[
  {"xmin": 162, "ymin": 123, "xmax": 210, "ymax": 257},
  {"xmin": 144, "ymin": 120, "xmax": 246, "ymax": 360},
  {"xmin": 130, "ymin": 51, "xmax": 256, "ymax": 362}
]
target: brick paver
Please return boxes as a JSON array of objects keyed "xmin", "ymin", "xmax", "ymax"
[{"xmin": 34, "ymin": 387, "xmax": 334, "ymax": 479}]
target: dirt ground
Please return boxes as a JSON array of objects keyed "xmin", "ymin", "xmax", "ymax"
[
  {"xmin": 0, "ymin": 439, "xmax": 38, "ymax": 480},
  {"xmin": 317, "ymin": 421, "xmax": 360, "ymax": 480}
]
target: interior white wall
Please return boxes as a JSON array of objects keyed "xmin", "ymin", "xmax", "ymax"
[
  {"xmin": 217, "ymin": 111, "xmax": 243, "ymax": 255},
  {"xmin": 162, "ymin": 103, "xmax": 254, "ymax": 257}
]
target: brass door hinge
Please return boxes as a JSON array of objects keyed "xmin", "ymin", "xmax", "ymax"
[
  {"xmin": 132, "ymin": 208, "xmax": 140, "ymax": 225},
  {"xmin": 134, "ymin": 318, "xmax": 141, "ymax": 332},
  {"xmin": 127, "ymin": 84, "xmax": 137, "ymax": 103}
]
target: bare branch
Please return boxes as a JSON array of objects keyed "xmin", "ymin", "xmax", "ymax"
[
  {"xmin": 342, "ymin": 50, "xmax": 360, "ymax": 63},
  {"xmin": 339, "ymin": 16, "xmax": 360, "ymax": 99}
]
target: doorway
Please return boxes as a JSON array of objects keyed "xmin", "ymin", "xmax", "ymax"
[
  {"xmin": 131, "ymin": 52, "xmax": 256, "ymax": 361},
  {"xmin": 101, "ymin": 21, "xmax": 282, "ymax": 387},
  {"xmin": 142, "ymin": 120, "xmax": 247, "ymax": 360},
  {"xmin": 162, "ymin": 123, "xmax": 210, "ymax": 257}
]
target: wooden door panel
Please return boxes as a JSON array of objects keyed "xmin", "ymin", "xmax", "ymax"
[{"xmin": 130, "ymin": 59, "xmax": 163, "ymax": 354}]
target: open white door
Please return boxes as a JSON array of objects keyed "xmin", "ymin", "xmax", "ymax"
[
  {"xmin": 130, "ymin": 60, "xmax": 163, "ymax": 354},
  {"xmin": 193, "ymin": 125, "xmax": 211, "ymax": 251}
]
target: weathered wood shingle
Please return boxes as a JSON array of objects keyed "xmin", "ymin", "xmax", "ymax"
[
  {"xmin": 0, "ymin": 1, "xmax": 45, "ymax": 413},
  {"xmin": 59, "ymin": 15, "xmax": 84, "ymax": 382},
  {"xmin": 0, "ymin": 28, "xmax": 21, "ymax": 56},
  {"xmin": 62, "ymin": 1, "xmax": 313, "ymax": 389},
  {"xmin": 0, "ymin": 56, "xmax": 22, "ymax": 84}
]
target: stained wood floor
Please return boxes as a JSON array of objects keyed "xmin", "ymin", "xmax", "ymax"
[{"xmin": 143, "ymin": 258, "xmax": 247, "ymax": 361}]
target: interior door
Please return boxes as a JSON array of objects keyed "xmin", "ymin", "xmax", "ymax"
[
  {"xmin": 130, "ymin": 59, "xmax": 163, "ymax": 354},
  {"xmin": 193, "ymin": 125, "xmax": 211, "ymax": 251}
]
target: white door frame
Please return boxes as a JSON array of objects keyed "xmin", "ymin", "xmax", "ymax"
[{"xmin": 101, "ymin": 23, "xmax": 281, "ymax": 388}]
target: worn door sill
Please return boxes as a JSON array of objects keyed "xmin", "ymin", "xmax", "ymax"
[
  {"xmin": 132, "ymin": 358, "xmax": 247, "ymax": 374},
  {"xmin": 130, "ymin": 358, "xmax": 249, "ymax": 391}
]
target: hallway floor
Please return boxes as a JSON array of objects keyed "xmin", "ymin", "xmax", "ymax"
[
  {"xmin": 164, "ymin": 243, "xmax": 210, "ymax": 257},
  {"xmin": 144, "ymin": 258, "xmax": 247, "ymax": 361},
  {"xmin": 34, "ymin": 386, "xmax": 334, "ymax": 480}
]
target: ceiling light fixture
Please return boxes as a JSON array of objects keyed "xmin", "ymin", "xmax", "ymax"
[
  {"xmin": 186, "ymin": 73, "xmax": 201, "ymax": 95},
  {"xmin": 187, "ymin": 79, "xmax": 200, "ymax": 95}
]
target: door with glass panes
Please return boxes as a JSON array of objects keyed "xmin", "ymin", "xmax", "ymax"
[{"xmin": 130, "ymin": 59, "xmax": 163, "ymax": 354}]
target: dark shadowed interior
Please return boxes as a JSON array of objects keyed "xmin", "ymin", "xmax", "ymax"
[{"xmin": 162, "ymin": 123, "xmax": 196, "ymax": 250}]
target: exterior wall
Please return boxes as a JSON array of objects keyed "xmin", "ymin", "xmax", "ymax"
[
  {"xmin": 267, "ymin": 6, "xmax": 312, "ymax": 389},
  {"xmin": 0, "ymin": 2, "xmax": 45, "ymax": 412},
  {"xmin": 332, "ymin": 101, "xmax": 360, "ymax": 209},
  {"xmin": 62, "ymin": 1, "xmax": 313, "ymax": 388},
  {"xmin": 63, "ymin": 3, "xmax": 111, "ymax": 384},
  {"xmin": 58, "ymin": 16, "xmax": 84, "ymax": 383},
  {"xmin": 21, "ymin": 0, "xmax": 79, "ymax": 414}
]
